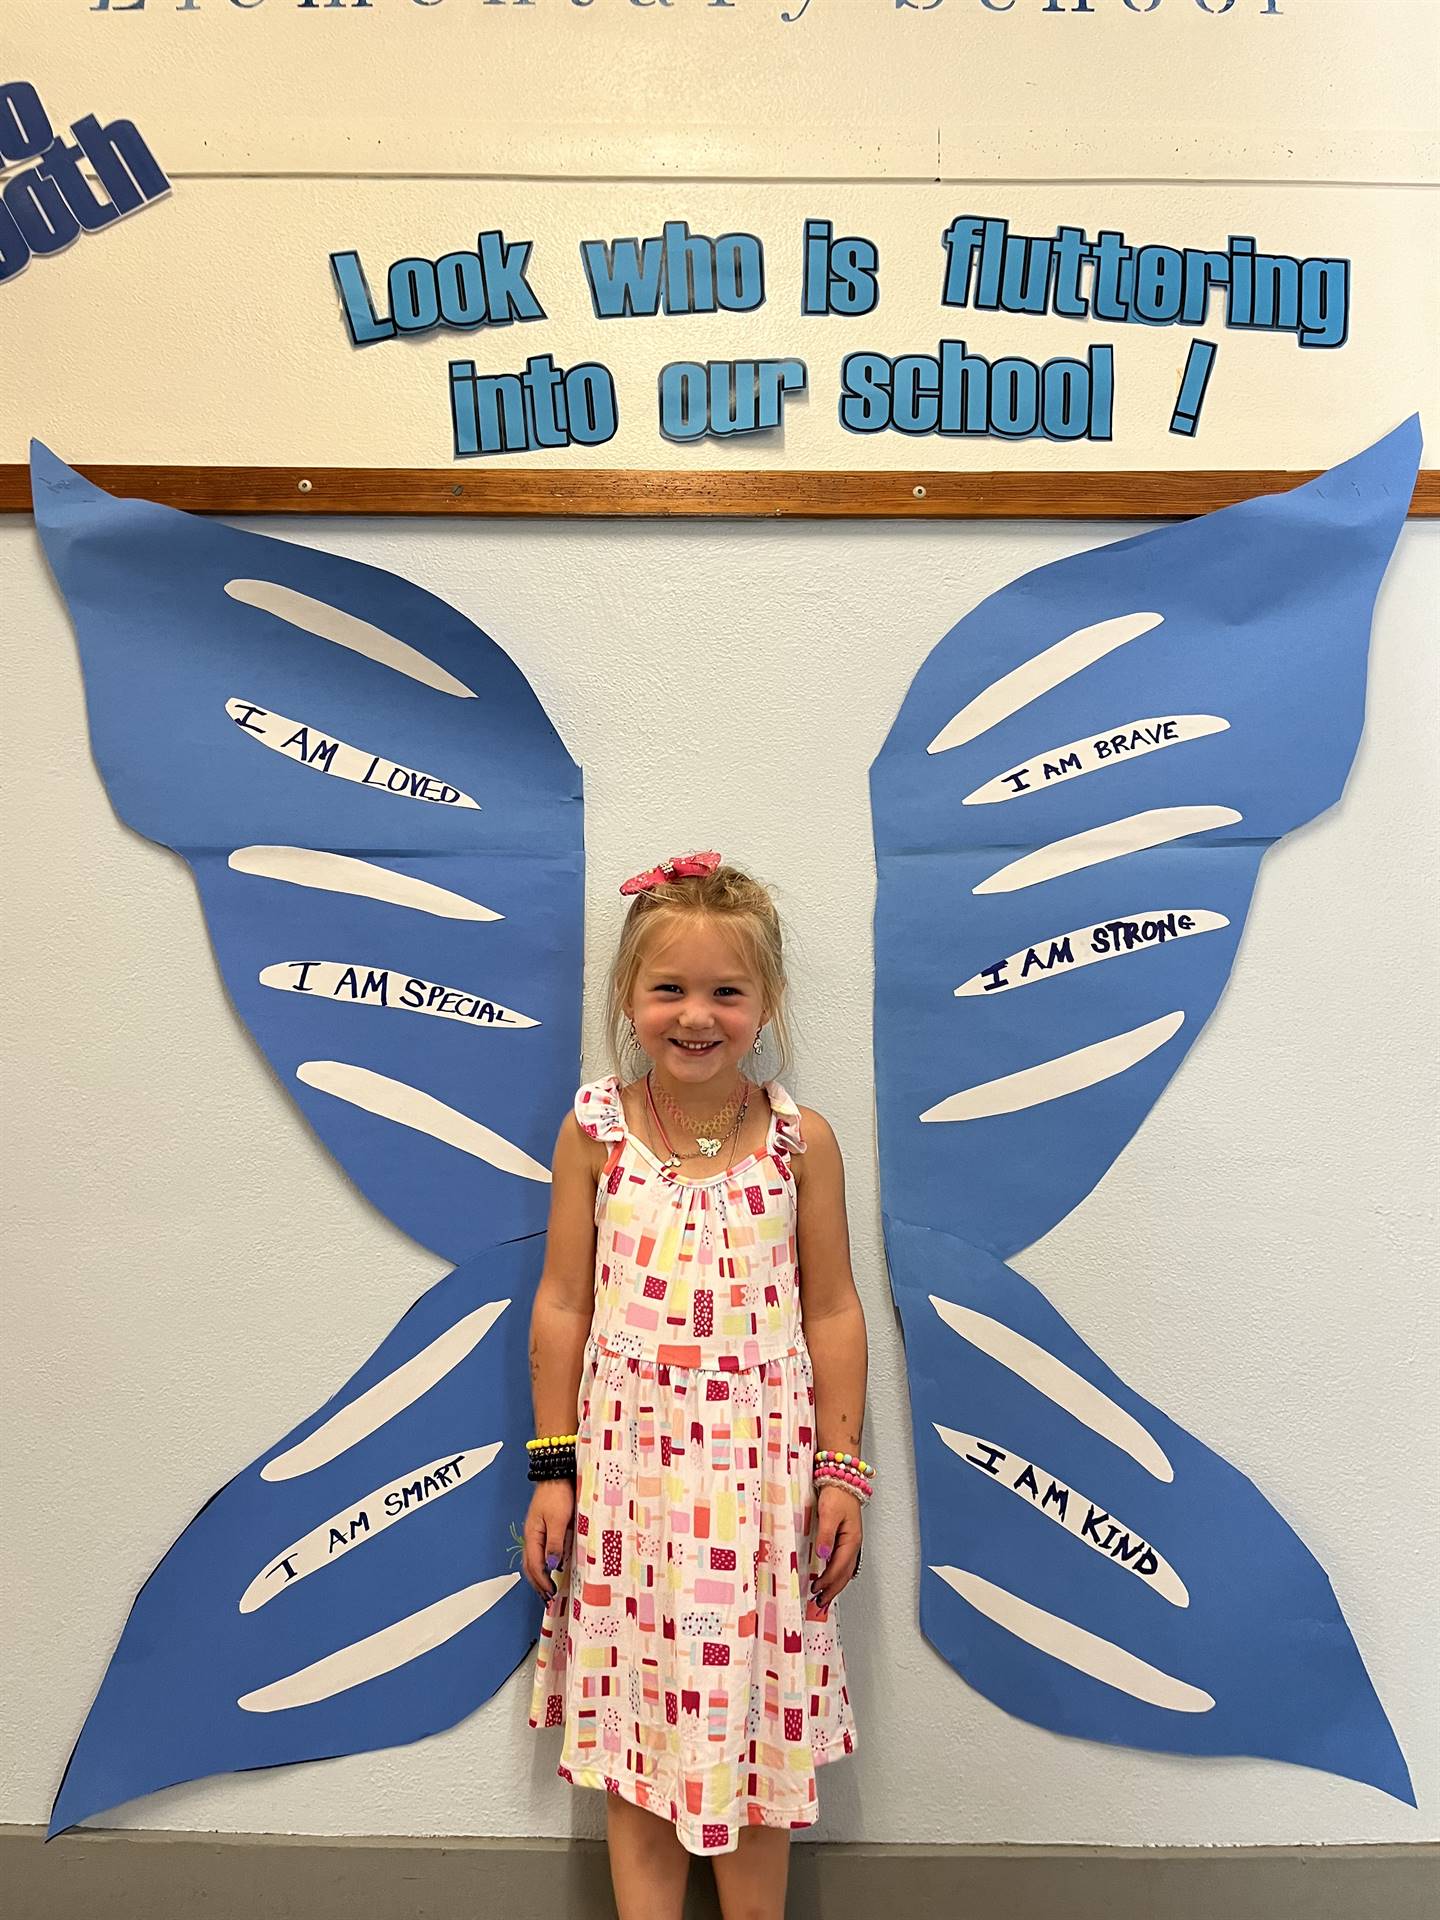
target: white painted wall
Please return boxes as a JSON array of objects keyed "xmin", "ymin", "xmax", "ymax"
[{"xmin": 3, "ymin": 509, "xmax": 1435, "ymax": 1845}]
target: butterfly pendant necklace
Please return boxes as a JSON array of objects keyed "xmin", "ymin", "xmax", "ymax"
[
  {"xmin": 645, "ymin": 1071, "xmax": 749, "ymax": 1171},
  {"xmin": 652, "ymin": 1072, "xmax": 748, "ymax": 1155}
]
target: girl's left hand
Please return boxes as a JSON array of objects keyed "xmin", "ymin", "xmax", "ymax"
[{"xmin": 810, "ymin": 1482, "xmax": 863, "ymax": 1613}]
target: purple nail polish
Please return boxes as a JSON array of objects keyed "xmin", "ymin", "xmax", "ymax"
[
  {"xmin": 816, "ymin": 1543, "xmax": 833, "ymax": 1561},
  {"xmin": 546, "ymin": 1552, "xmax": 562, "ymax": 1570}
]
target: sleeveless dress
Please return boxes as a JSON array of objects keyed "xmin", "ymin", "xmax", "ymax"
[{"xmin": 528, "ymin": 1075, "xmax": 857, "ymax": 1855}]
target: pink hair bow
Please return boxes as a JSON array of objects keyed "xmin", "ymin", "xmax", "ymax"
[{"xmin": 619, "ymin": 850, "xmax": 721, "ymax": 897}]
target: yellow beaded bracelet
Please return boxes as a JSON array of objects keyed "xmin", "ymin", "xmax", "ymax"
[{"xmin": 526, "ymin": 1433, "xmax": 579, "ymax": 1451}]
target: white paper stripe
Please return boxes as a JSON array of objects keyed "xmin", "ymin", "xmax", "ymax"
[
  {"xmin": 973, "ymin": 806, "xmax": 1243, "ymax": 895},
  {"xmin": 225, "ymin": 699, "xmax": 479, "ymax": 809},
  {"xmin": 241, "ymin": 1446, "xmax": 503, "ymax": 1610},
  {"xmin": 261, "ymin": 1299, "xmax": 510, "ymax": 1482},
  {"xmin": 225, "ymin": 579, "xmax": 476, "ymax": 699},
  {"xmin": 955, "ymin": 914, "xmax": 1228, "ymax": 997},
  {"xmin": 963, "ymin": 715, "xmax": 1229, "ymax": 805},
  {"xmin": 296, "ymin": 1062, "xmax": 553, "ymax": 1184},
  {"xmin": 237, "ymin": 1574, "xmax": 520, "ymax": 1713},
  {"xmin": 934, "ymin": 1425, "xmax": 1188, "ymax": 1607},
  {"xmin": 929, "ymin": 1295, "xmax": 1173, "ymax": 1482},
  {"xmin": 229, "ymin": 847, "xmax": 502, "ymax": 921},
  {"xmin": 260, "ymin": 962, "xmax": 537, "ymax": 1030},
  {"xmin": 927, "ymin": 612, "xmax": 1164, "ymax": 756},
  {"xmin": 920, "ymin": 1011, "xmax": 1184, "ymax": 1122},
  {"xmin": 930, "ymin": 1565, "xmax": 1213, "ymax": 1712}
]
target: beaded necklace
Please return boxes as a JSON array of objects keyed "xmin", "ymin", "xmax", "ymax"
[
  {"xmin": 644, "ymin": 1072, "xmax": 750, "ymax": 1175},
  {"xmin": 652, "ymin": 1073, "xmax": 747, "ymax": 1155}
]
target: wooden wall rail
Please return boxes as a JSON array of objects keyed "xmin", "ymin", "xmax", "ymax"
[{"xmin": 3, "ymin": 465, "xmax": 1436, "ymax": 520}]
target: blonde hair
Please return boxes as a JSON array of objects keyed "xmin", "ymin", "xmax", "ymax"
[{"xmin": 607, "ymin": 862, "xmax": 792, "ymax": 1080}]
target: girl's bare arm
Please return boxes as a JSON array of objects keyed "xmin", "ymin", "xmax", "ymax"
[
  {"xmin": 528, "ymin": 1115, "xmax": 602, "ymax": 1435},
  {"xmin": 794, "ymin": 1109, "xmax": 868, "ymax": 1458}
]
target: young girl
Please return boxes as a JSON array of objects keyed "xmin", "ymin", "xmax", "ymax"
[{"xmin": 524, "ymin": 853, "xmax": 871, "ymax": 1920}]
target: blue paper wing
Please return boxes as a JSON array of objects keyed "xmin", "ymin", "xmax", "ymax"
[
  {"xmin": 32, "ymin": 442, "xmax": 582, "ymax": 1264},
  {"xmin": 872, "ymin": 419, "xmax": 1420, "ymax": 1262},
  {"xmin": 49, "ymin": 1240, "xmax": 545, "ymax": 1836},
  {"xmin": 34, "ymin": 448, "xmax": 583, "ymax": 1829},
  {"xmin": 895, "ymin": 1220, "xmax": 1413, "ymax": 1804},
  {"xmin": 872, "ymin": 422, "xmax": 1420, "ymax": 1800}
]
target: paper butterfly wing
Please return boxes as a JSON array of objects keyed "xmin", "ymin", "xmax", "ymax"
[
  {"xmin": 33, "ymin": 447, "xmax": 583, "ymax": 1829},
  {"xmin": 872, "ymin": 420, "xmax": 1420, "ymax": 1264},
  {"xmin": 49, "ymin": 1240, "xmax": 540, "ymax": 1836},
  {"xmin": 32, "ymin": 441, "xmax": 581, "ymax": 1264},
  {"xmin": 894, "ymin": 1221, "xmax": 1414, "ymax": 1804},
  {"xmin": 872, "ymin": 421, "xmax": 1420, "ymax": 1801}
]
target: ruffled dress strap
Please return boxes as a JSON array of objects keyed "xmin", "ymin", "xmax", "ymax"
[
  {"xmin": 574, "ymin": 1075, "xmax": 626, "ymax": 1144},
  {"xmin": 765, "ymin": 1082, "xmax": 806, "ymax": 1162}
]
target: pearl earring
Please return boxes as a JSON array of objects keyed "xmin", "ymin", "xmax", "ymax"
[{"xmin": 752, "ymin": 1027, "xmax": 765, "ymax": 1054}]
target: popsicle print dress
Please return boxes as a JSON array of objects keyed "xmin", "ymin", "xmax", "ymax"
[{"xmin": 528, "ymin": 1075, "xmax": 857, "ymax": 1856}]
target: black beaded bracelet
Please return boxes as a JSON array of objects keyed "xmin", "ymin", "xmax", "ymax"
[{"xmin": 527, "ymin": 1446, "xmax": 577, "ymax": 1483}]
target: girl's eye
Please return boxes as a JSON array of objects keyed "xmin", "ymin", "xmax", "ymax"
[{"xmin": 648, "ymin": 983, "xmax": 746, "ymax": 996}]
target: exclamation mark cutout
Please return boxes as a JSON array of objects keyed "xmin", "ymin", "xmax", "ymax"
[{"xmin": 1170, "ymin": 339, "xmax": 1217, "ymax": 437}]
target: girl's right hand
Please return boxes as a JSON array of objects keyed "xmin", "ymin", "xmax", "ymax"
[{"xmin": 522, "ymin": 1479, "xmax": 576, "ymax": 1604}]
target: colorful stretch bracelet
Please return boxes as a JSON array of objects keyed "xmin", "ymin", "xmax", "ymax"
[
  {"xmin": 814, "ymin": 1450, "xmax": 874, "ymax": 1479},
  {"xmin": 816, "ymin": 1480, "xmax": 872, "ymax": 1509},
  {"xmin": 526, "ymin": 1433, "xmax": 579, "ymax": 1451},
  {"xmin": 815, "ymin": 1466, "xmax": 873, "ymax": 1504},
  {"xmin": 817, "ymin": 1466, "xmax": 875, "ymax": 1497}
]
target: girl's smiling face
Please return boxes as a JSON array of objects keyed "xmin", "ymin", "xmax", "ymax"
[{"xmin": 627, "ymin": 916, "xmax": 766, "ymax": 1093}]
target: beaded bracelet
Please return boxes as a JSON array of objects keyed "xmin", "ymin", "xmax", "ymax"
[
  {"xmin": 526, "ymin": 1432, "xmax": 579, "ymax": 1483},
  {"xmin": 528, "ymin": 1448, "xmax": 576, "ymax": 1483},
  {"xmin": 815, "ymin": 1466, "xmax": 872, "ymax": 1505},
  {"xmin": 815, "ymin": 1451, "xmax": 875, "ymax": 1503},
  {"xmin": 814, "ymin": 1450, "xmax": 874, "ymax": 1480},
  {"xmin": 815, "ymin": 1449, "xmax": 875, "ymax": 1502}
]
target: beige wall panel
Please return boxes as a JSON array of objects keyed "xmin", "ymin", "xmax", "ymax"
[
  {"xmin": 17, "ymin": 0, "xmax": 1439, "ymax": 184},
  {"xmin": 4, "ymin": 179, "xmax": 1434, "ymax": 469}
]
